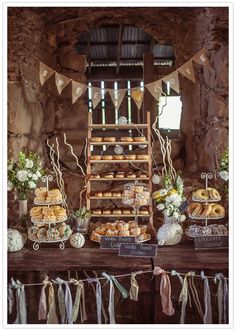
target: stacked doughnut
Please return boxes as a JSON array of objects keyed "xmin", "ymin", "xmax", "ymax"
[
  {"xmin": 90, "ymin": 220, "xmax": 151, "ymax": 242},
  {"xmin": 34, "ymin": 188, "xmax": 63, "ymax": 204},
  {"xmin": 192, "ymin": 187, "xmax": 221, "ymax": 201},
  {"xmin": 30, "ymin": 206, "xmax": 67, "ymax": 222},
  {"xmin": 187, "ymin": 202, "xmax": 225, "ymax": 218},
  {"xmin": 28, "ymin": 222, "xmax": 72, "ymax": 241}
]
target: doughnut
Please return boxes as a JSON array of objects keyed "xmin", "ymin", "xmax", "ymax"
[
  {"xmin": 102, "ymin": 155, "xmax": 113, "ymax": 160},
  {"xmin": 208, "ymin": 188, "xmax": 221, "ymax": 200},
  {"xmin": 137, "ymin": 155, "xmax": 149, "ymax": 160},
  {"xmin": 91, "ymin": 137, "xmax": 103, "ymax": 142},
  {"xmin": 116, "ymin": 172, "xmax": 125, "ymax": 178},
  {"xmin": 104, "ymin": 137, "xmax": 116, "ymax": 142},
  {"xmin": 121, "ymin": 137, "xmax": 133, "ymax": 142},
  {"xmin": 127, "ymin": 172, "xmax": 136, "ymax": 178},
  {"xmin": 103, "ymin": 192, "xmax": 112, "ymax": 197},
  {"xmin": 91, "ymin": 155, "xmax": 102, "ymax": 160},
  {"xmin": 133, "ymin": 136, "xmax": 146, "ymax": 142},
  {"xmin": 94, "ymin": 192, "xmax": 103, "ymax": 197},
  {"xmin": 210, "ymin": 204, "xmax": 225, "ymax": 218},
  {"xmin": 192, "ymin": 189, "xmax": 209, "ymax": 200},
  {"xmin": 112, "ymin": 192, "xmax": 122, "ymax": 197},
  {"xmin": 188, "ymin": 203, "xmax": 203, "ymax": 216},
  {"xmin": 113, "ymin": 155, "xmax": 124, "ymax": 160},
  {"xmin": 103, "ymin": 210, "xmax": 112, "ymax": 215},
  {"xmin": 200, "ymin": 204, "xmax": 212, "ymax": 217},
  {"xmin": 126, "ymin": 155, "xmax": 136, "ymax": 160}
]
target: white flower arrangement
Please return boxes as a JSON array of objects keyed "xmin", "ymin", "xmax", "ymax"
[
  {"xmin": 8, "ymin": 151, "xmax": 44, "ymax": 200},
  {"xmin": 152, "ymin": 173, "xmax": 186, "ymax": 222},
  {"xmin": 218, "ymin": 149, "xmax": 228, "ymax": 182}
]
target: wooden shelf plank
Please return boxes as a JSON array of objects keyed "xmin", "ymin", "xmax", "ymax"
[
  {"xmin": 91, "ymin": 214, "xmax": 151, "ymax": 218},
  {"xmin": 90, "ymin": 141, "xmax": 148, "ymax": 146},
  {"xmin": 90, "ymin": 159, "xmax": 149, "ymax": 163},
  {"xmin": 89, "ymin": 177, "xmax": 149, "ymax": 181},
  {"xmin": 89, "ymin": 124, "xmax": 148, "ymax": 129}
]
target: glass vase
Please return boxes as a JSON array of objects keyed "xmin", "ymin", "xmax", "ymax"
[{"xmin": 19, "ymin": 199, "xmax": 28, "ymax": 218}]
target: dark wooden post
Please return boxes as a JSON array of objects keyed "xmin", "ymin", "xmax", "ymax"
[{"xmin": 143, "ymin": 53, "xmax": 156, "ymax": 125}]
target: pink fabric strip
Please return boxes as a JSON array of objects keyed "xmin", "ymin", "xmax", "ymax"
[{"xmin": 153, "ymin": 266, "xmax": 175, "ymax": 316}]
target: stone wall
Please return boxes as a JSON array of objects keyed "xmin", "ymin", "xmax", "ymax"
[{"xmin": 8, "ymin": 7, "xmax": 228, "ymax": 217}]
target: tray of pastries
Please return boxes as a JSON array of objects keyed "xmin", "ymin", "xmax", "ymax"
[
  {"xmin": 30, "ymin": 205, "xmax": 67, "ymax": 224},
  {"xmin": 192, "ymin": 188, "xmax": 221, "ymax": 202},
  {"xmin": 34, "ymin": 188, "xmax": 63, "ymax": 205},
  {"xmin": 28, "ymin": 222, "xmax": 72, "ymax": 242},
  {"xmin": 90, "ymin": 220, "xmax": 151, "ymax": 243},
  {"xmin": 187, "ymin": 202, "xmax": 225, "ymax": 219},
  {"xmin": 185, "ymin": 224, "xmax": 228, "ymax": 238}
]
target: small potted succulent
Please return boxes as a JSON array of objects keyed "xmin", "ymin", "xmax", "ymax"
[{"xmin": 70, "ymin": 207, "xmax": 91, "ymax": 234}]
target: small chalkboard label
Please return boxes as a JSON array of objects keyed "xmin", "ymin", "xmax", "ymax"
[
  {"xmin": 100, "ymin": 236, "xmax": 136, "ymax": 249},
  {"xmin": 178, "ymin": 200, "xmax": 189, "ymax": 212},
  {"xmin": 194, "ymin": 236, "xmax": 228, "ymax": 250},
  {"xmin": 119, "ymin": 243, "xmax": 158, "ymax": 258}
]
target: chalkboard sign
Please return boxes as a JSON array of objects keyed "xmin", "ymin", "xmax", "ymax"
[
  {"xmin": 194, "ymin": 236, "xmax": 228, "ymax": 250},
  {"xmin": 119, "ymin": 243, "xmax": 158, "ymax": 258},
  {"xmin": 100, "ymin": 236, "xmax": 136, "ymax": 249},
  {"xmin": 178, "ymin": 200, "xmax": 189, "ymax": 212}
]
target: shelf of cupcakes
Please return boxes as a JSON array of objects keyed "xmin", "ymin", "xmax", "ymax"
[
  {"xmin": 90, "ymin": 207, "xmax": 150, "ymax": 217},
  {"xmin": 90, "ymin": 171, "xmax": 149, "ymax": 181},
  {"xmin": 90, "ymin": 154, "xmax": 149, "ymax": 162},
  {"xmin": 90, "ymin": 136, "xmax": 148, "ymax": 145},
  {"xmin": 89, "ymin": 220, "xmax": 151, "ymax": 243}
]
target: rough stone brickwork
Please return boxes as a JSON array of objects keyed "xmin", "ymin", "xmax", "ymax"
[{"xmin": 8, "ymin": 7, "xmax": 228, "ymax": 216}]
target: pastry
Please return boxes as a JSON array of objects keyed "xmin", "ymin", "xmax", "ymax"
[
  {"xmin": 126, "ymin": 154, "xmax": 136, "ymax": 160},
  {"xmin": 121, "ymin": 137, "xmax": 133, "ymax": 142},
  {"xmin": 28, "ymin": 226, "xmax": 38, "ymax": 239},
  {"xmin": 128, "ymin": 221, "xmax": 138, "ymax": 229},
  {"xmin": 137, "ymin": 155, "xmax": 149, "ymax": 160},
  {"xmin": 103, "ymin": 192, "xmax": 112, "ymax": 197},
  {"xmin": 94, "ymin": 192, "xmax": 103, "ymax": 197},
  {"xmin": 138, "ymin": 172, "xmax": 148, "ymax": 178},
  {"xmin": 104, "ymin": 137, "xmax": 116, "ymax": 142},
  {"xmin": 112, "ymin": 192, "xmax": 122, "ymax": 197},
  {"xmin": 105, "ymin": 230, "xmax": 116, "ymax": 236},
  {"xmin": 192, "ymin": 189, "xmax": 209, "ymax": 201},
  {"xmin": 138, "ymin": 233, "xmax": 151, "ymax": 241},
  {"xmin": 58, "ymin": 224, "xmax": 72, "ymax": 238},
  {"xmin": 90, "ymin": 231, "xmax": 101, "ymax": 242},
  {"xmin": 134, "ymin": 186, "xmax": 144, "ymax": 193},
  {"xmin": 93, "ymin": 209, "xmax": 102, "ymax": 215},
  {"xmin": 123, "ymin": 209, "xmax": 131, "ymax": 215},
  {"xmin": 130, "ymin": 227, "xmax": 141, "ymax": 236},
  {"xmin": 200, "ymin": 204, "xmax": 213, "ymax": 217},
  {"xmin": 95, "ymin": 227, "xmax": 107, "ymax": 235},
  {"xmin": 133, "ymin": 136, "xmax": 147, "ymax": 142},
  {"xmin": 91, "ymin": 174, "xmax": 100, "ymax": 179},
  {"xmin": 116, "ymin": 172, "xmax": 125, "ymax": 178},
  {"xmin": 116, "ymin": 221, "xmax": 126, "ymax": 230},
  {"xmin": 118, "ymin": 229, "xmax": 130, "ymax": 236},
  {"xmin": 37, "ymin": 227, "xmax": 48, "ymax": 240},
  {"xmin": 207, "ymin": 188, "xmax": 221, "ymax": 200},
  {"xmin": 91, "ymin": 137, "xmax": 103, "ymax": 142},
  {"xmin": 140, "ymin": 225, "xmax": 148, "ymax": 233},
  {"xmin": 46, "ymin": 189, "xmax": 63, "ymax": 204},
  {"xmin": 139, "ymin": 209, "xmax": 149, "ymax": 215},
  {"xmin": 188, "ymin": 202, "xmax": 203, "ymax": 216},
  {"xmin": 103, "ymin": 209, "xmax": 112, "ymax": 215},
  {"xmin": 127, "ymin": 172, "xmax": 136, "ymax": 178},
  {"xmin": 113, "ymin": 209, "xmax": 122, "ymax": 215},
  {"xmin": 103, "ymin": 172, "xmax": 114, "ymax": 178},
  {"xmin": 47, "ymin": 227, "xmax": 60, "ymax": 240},
  {"xmin": 102, "ymin": 155, "xmax": 113, "ymax": 160},
  {"xmin": 113, "ymin": 155, "xmax": 125, "ymax": 160},
  {"xmin": 91, "ymin": 155, "xmax": 102, "ymax": 160},
  {"xmin": 210, "ymin": 204, "xmax": 225, "ymax": 218}
]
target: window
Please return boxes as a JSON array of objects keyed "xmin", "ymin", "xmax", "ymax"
[{"xmin": 158, "ymin": 96, "xmax": 182, "ymax": 131}]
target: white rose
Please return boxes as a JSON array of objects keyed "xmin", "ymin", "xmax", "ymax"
[
  {"xmin": 8, "ymin": 164, "xmax": 13, "ymax": 171},
  {"xmin": 25, "ymin": 159, "xmax": 34, "ymax": 169},
  {"xmin": 157, "ymin": 203, "xmax": 165, "ymax": 211},
  {"xmin": 159, "ymin": 189, "xmax": 168, "ymax": 196},
  {"xmin": 29, "ymin": 181, "xmax": 36, "ymax": 189},
  {"xmin": 27, "ymin": 172, "xmax": 33, "ymax": 178},
  {"xmin": 180, "ymin": 215, "xmax": 186, "ymax": 222},
  {"xmin": 32, "ymin": 174, "xmax": 38, "ymax": 181},
  {"xmin": 16, "ymin": 170, "xmax": 28, "ymax": 182},
  {"xmin": 7, "ymin": 180, "xmax": 14, "ymax": 191},
  {"xmin": 219, "ymin": 170, "xmax": 229, "ymax": 181},
  {"xmin": 36, "ymin": 170, "xmax": 42, "ymax": 178},
  {"xmin": 173, "ymin": 211, "xmax": 179, "ymax": 219}
]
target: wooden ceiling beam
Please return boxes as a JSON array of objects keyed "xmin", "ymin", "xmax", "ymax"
[{"xmin": 116, "ymin": 24, "xmax": 124, "ymax": 75}]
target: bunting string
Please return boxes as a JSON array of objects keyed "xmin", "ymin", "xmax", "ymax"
[{"xmin": 39, "ymin": 48, "xmax": 213, "ymax": 109}]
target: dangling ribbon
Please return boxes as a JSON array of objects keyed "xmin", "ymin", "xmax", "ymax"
[
  {"xmin": 11, "ymin": 278, "xmax": 27, "ymax": 324},
  {"xmin": 109, "ymin": 275, "xmax": 129, "ymax": 299},
  {"xmin": 102, "ymin": 272, "xmax": 115, "ymax": 324},
  {"xmin": 200, "ymin": 271, "xmax": 212, "ymax": 324},
  {"xmin": 55, "ymin": 277, "xmax": 73, "ymax": 324},
  {"xmin": 56, "ymin": 281, "xmax": 66, "ymax": 324},
  {"xmin": 69, "ymin": 279, "xmax": 87, "ymax": 323},
  {"xmin": 178, "ymin": 271, "xmax": 193, "ymax": 324},
  {"xmin": 38, "ymin": 276, "xmax": 58, "ymax": 324},
  {"xmin": 215, "ymin": 273, "xmax": 228, "ymax": 324},
  {"xmin": 8, "ymin": 284, "xmax": 14, "ymax": 315},
  {"xmin": 188, "ymin": 273, "xmax": 204, "ymax": 320},
  {"xmin": 87, "ymin": 277, "xmax": 108, "ymax": 324},
  {"xmin": 153, "ymin": 266, "xmax": 175, "ymax": 316},
  {"xmin": 130, "ymin": 272, "xmax": 141, "ymax": 301}
]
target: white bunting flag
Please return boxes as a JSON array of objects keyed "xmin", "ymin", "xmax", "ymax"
[
  {"xmin": 55, "ymin": 72, "xmax": 71, "ymax": 95},
  {"xmin": 72, "ymin": 81, "xmax": 87, "ymax": 104},
  {"xmin": 107, "ymin": 88, "xmax": 126, "ymax": 110},
  {"xmin": 162, "ymin": 71, "xmax": 180, "ymax": 94},
  {"xmin": 91, "ymin": 87, "xmax": 105, "ymax": 109},
  {"xmin": 193, "ymin": 48, "xmax": 213, "ymax": 70},
  {"xmin": 39, "ymin": 62, "xmax": 55, "ymax": 86}
]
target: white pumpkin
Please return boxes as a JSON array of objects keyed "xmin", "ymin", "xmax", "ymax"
[
  {"xmin": 157, "ymin": 222, "xmax": 183, "ymax": 246},
  {"xmin": 8, "ymin": 229, "xmax": 24, "ymax": 252},
  {"xmin": 70, "ymin": 233, "xmax": 85, "ymax": 248}
]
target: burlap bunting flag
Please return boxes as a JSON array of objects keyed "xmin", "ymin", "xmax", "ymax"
[
  {"xmin": 107, "ymin": 88, "xmax": 126, "ymax": 110},
  {"xmin": 162, "ymin": 71, "xmax": 180, "ymax": 94},
  {"xmin": 131, "ymin": 87, "xmax": 144, "ymax": 110},
  {"xmin": 72, "ymin": 81, "xmax": 87, "ymax": 104},
  {"xmin": 55, "ymin": 72, "xmax": 71, "ymax": 95},
  {"xmin": 39, "ymin": 61, "xmax": 55, "ymax": 86},
  {"xmin": 193, "ymin": 48, "xmax": 213, "ymax": 70},
  {"xmin": 145, "ymin": 80, "xmax": 163, "ymax": 101},
  {"xmin": 91, "ymin": 86, "xmax": 105, "ymax": 109},
  {"xmin": 178, "ymin": 60, "xmax": 196, "ymax": 83}
]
